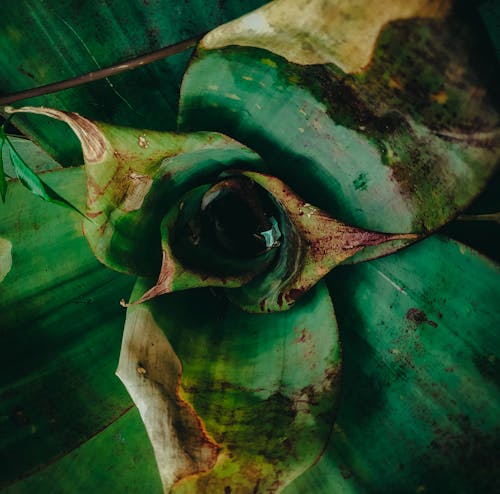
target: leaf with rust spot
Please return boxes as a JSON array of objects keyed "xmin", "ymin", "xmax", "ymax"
[
  {"xmin": 118, "ymin": 277, "xmax": 341, "ymax": 493},
  {"xmin": 179, "ymin": 6, "xmax": 499, "ymax": 235},
  {"xmin": 225, "ymin": 171, "xmax": 417, "ymax": 312},
  {"xmin": 288, "ymin": 236, "xmax": 500, "ymax": 493},
  {"xmin": 5, "ymin": 106, "xmax": 266, "ymax": 276},
  {"xmin": 116, "ymin": 302, "xmax": 219, "ymax": 492}
]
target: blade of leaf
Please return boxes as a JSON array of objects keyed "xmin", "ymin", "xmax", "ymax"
[
  {"xmin": 0, "ymin": 167, "xmax": 140, "ymax": 488},
  {"xmin": 0, "ymin": 0, "xmax": 268, "ymax": 165},
  {"xmin": 201, "ymin": 0, "xmax": 450, "ymax": 69},
  {"xmin": 117, "ymin": 278, "xmax": 341, "ymax": 493},
  {"xmin": 5, "ymin": 105, "xmax": 267, "ymax": 277},
  {"xmin": 1, "ymin": 135, "xmax": 63, "ymax": 177},
  {"xmin": 286, "ymin": 235, "xmax": 500, "ymax": 493},
  {"xmin": 1, "ymin": 408, "xmax": 163, "ymax": 494},
  {"xmin": 179, "ymin": 10, "xmax": 499, "ymax": 235},
  {"xmin": 5, "ymin": 134, "xmax": 84, "ymax": 216}
]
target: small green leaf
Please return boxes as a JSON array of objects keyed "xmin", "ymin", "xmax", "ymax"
[
  {"xmin": 0, "ymin": 125, "xmax": 84, "ymax": 216},
  {"xmin": 1, "ymin": 135, "xmax": 63, "ymax": 177},
  {"xmin": 7, "ymin": 147, "xmax": 82, "ymax": 215}
]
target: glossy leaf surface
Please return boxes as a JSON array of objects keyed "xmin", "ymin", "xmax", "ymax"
[
  {"xmin": 5, "ymin": 105, "xmax": 266, "ymax": 277},
  {"xmin": 0, "ymin": 1, "xmax": 498, "ymax": 492},
  {"xmin": 179, "ymin": 9, "xmax": 499, "ymax": 234},
  {"xmin": 0, "ymin": 135, "xmax": 62, "ymax": 177},
  {"xmin": 0, "ymin": 126, "xmax": 82, "ymax": 215},
  {"xmin": 0, "ymin": 0, "xmax": 268, "ymax": 164},
  {"xmin": 0, "ymin": 168, "xmax": 141, "ymax": 488},
  {"xmin": 2, "ymin": 408, "xmax": 162, "ymax": 494},
  {"xmin": 287, "ymin": 236, "xmax": 500, "ymax": 493},
  {"xmin": 119, "ymin": 278, "xmax": 341, "ymax": 492},
  {"xmin": 5, "ymin": 107, "xmax": 418, "ymax": 311}
]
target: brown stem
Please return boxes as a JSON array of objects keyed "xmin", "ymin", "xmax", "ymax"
[{"xmin": 0, "ymin": 33, "xmax": 205, "ymax": 106}]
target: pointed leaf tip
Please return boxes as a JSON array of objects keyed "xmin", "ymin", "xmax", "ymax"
[
  {"xmin": 4, "ymin": 106, "xmax": 108, "ymax": 164},
  {"xmin": 228, "ymin": 171, "xmax": 419, "ymax": 312}
]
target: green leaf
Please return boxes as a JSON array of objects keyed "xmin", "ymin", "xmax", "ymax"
[
  {"xmin": 0, "ymin": 167, "xmax": 141, "ymax": 489},
  {"xmin": 1, "ymin": 408, "xmax": 162, "ymax": 494},
  {"xmin": 118, "ymin": 277, "xmax": 341, "ymax": 492},
  {"xmin": 1, "ymin": 135, "xmax": 62, "ymax": 177},
  {"xmin": 226, "ymin": 171, "xmax": 416, "ymax": 312},
  {"xmin": 286, "ymin": 235, "xmax": 500, "ymax": 493},
  {"xmin": 123, "ymin": 168, "xmax": 416, "ymax": 311},
  {"xmin": 179, "ymin": 9, "xmax": 499, "ymax": 235},
  {"xmin": 5, "ymin": 108, "xmax": 417, "ymax": 312},
  {"xmin": 0, "ymin": 125, "xmax": 83, "ymax": 215},
  {"xmin": 5, "ymin": 105, "xmax": 266, "ymax": 277},
  {"xmin": 0, "ymin": 0, "xmax": 268, "ymax": 165}
]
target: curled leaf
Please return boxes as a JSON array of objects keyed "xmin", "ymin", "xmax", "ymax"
[
  {"xmin": 226, "ymin": 171, "xmax": 417, "ymax": 312},
  {"xmin": 180, "ymin": 9, "xmax": 499, "ymax": 235},
  {"xmin": 118, "ymin": 277, "xmax": 341, "ymax": 492},
  {"xmin": 9, "ymin": 107, "xmax": 416, "ymax": 310},
  {"xmin": 127, "ymin": 169, "xmax": 415, "ymax": 311},
  {"xmin": 116, "ymin": 302, "xmax": 219, "ymax": 492},
  {"xmin": 126, "ymin": 182, "xmax": 278, "ymax": 305},
  {"xmin": 5, "ymin": 106, "xmax": 266, "ymax": 276},
  {"xmin": 202, "ymin": 0, "xmax": 450, "ymax": 71}
]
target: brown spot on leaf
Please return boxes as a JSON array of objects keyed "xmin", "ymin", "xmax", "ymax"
[
  {"xmin": 286, "ymin": 288, "xmax": 304, "ymax": 303},
  {"xmin": 406, "ymin": 308, "xmax": 438, "ymax": 328},
  {"xmin": 293, "ymin": 328, "xmax": 312, "ymax": 344}
]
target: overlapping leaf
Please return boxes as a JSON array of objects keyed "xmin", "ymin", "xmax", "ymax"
[
  {"xmin": 179, "ymin": 1, "xmax": 499, "ymax": 234},
  {"xmin": 0, "ymin": 1, "xmax": 499, "ymax": 493},
  {"xmin": 118, "ymin": 278, "xmax": 340, "ymax": 493},
  {"xmin": 0, "ymin": 0, "xmax": 268, "ymax": 164},
  {"xmin": 0, "ymin": 169, "xmax": 148, "ymax": 489},
  {"xmin": 289, "ymin": 236, "xmax": 500, "ymax": 493}
]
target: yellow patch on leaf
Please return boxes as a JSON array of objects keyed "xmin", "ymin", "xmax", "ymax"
[{"xmin": 202, "ymin": 0, "xmax": 451, "ymax": 73}]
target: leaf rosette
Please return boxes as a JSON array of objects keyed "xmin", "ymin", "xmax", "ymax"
[{"xmin": 1, "ymin": 1, "xmax": 500, "ymax": 493}]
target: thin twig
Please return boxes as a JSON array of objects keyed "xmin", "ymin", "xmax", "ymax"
[
  {"xmin": 457, "ymin": 212, "xmax": 500, "ymax": 224},
  {"xmin": 0, "ymin": 33, "xmax": 205, "ymax": 106}
]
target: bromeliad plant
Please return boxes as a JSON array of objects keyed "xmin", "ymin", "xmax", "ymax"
[{"xmin": 1, "ymin": 1, "xmax": 499, "ymax": 493}]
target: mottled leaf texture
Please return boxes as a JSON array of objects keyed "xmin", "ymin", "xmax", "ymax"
[
  {"xmin": 179, "ymin": 2, "xmax": 499, "ymax": 235},
  {"xmin": 118, "ymin": 278, "xmax": 341, "ymax": 493},
  {"xmin": 288, "ymin": 236, "xmax": 500, "ymax": 493},
  {"xmin": 0, "ymin": 168, "xmax": 161, "ymax": 492}
]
